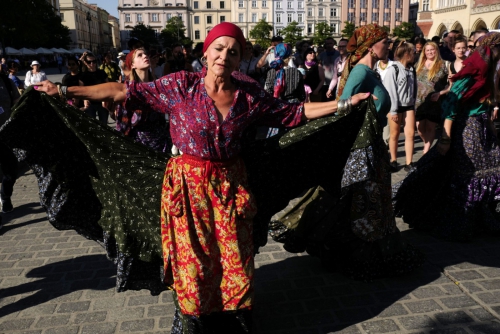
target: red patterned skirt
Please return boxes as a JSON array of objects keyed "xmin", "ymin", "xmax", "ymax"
[{"xmin": 161, "ymin": 154, "xmax": 257, "ymax": 316}]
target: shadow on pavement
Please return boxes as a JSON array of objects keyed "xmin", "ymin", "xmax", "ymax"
[
  {"xmin": 0, "ymin": 255, "xmax": 115, "ymax": 318},
  {"xmin": 253, "ymin": 228, "xmax": 500, "ymax": 333},
  {"xmin": 0, "ymin": 202, "xmax": 45, "ymax": 234}
]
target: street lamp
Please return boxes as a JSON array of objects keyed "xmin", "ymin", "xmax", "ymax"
[{"xmin": 86, "ymin": 11, "xmax": 92, "ymax": 52}]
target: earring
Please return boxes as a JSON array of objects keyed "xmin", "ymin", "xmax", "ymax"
[
  {"xmin": 370, "ymin": 50, "xmax": 378, "ymax": 60},
  {"xmin": 201, "ymin": 56, "xmax": 207, "ymax": 66}
]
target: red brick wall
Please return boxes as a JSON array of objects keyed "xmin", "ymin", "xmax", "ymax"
[
  {"xmin": 472, "ymin": 0, "xmax": 498, "ymax": 9},
  {"xmin": 417, "ymin": 22, "xmax": 433, "ymax": 37}
]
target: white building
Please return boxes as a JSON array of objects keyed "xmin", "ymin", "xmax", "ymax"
[
  {"xmin": 232, "ymin": 0, "xmax": 274, "ymax": 38},
  {"xmin": 273, "ymin": 0, "xmax": 306, "ymax": 36},
  {"xmin": 305, "ymin": 0, "xmax": 342, "ymax": 39}
]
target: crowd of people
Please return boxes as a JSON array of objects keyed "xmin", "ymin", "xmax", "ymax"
[{"xmin": 0, "ymin": 23, "xmax": 499, "ymax": 333}]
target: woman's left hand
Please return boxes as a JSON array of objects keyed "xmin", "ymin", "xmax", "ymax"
[{"xmin": 351, "ymin": 92, "xmax": 374, "ymax": 106}]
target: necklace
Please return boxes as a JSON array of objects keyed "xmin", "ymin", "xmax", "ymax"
[{"xmin": 378, "ymin": 62, "xmax": 388, "ymax": 70}]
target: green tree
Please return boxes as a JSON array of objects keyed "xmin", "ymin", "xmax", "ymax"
[
  {"xmin": 392, "ymin": 22, "xmax": 415, "ymax": 40},
  {"xmin": 249, "ymin": 19, "xmax": 274, "ymax": 48},
  {"xmin": 382, "ymin": 26, "xmax": 391, "ymax": 35},
  {"xmin": 130, "ymin": 23, "xmax": 159, "ymax": 49},
  {"xmin": 280, "ymin": 21, "xmax": 303, "ymax": 47},
  {"xmin": 312, "ymin": 22, "xmax": 334, "ymax": 46},
  {"xmin": 160, "ymin": 17, "xmax": 192, "ymax": 49},
  {"xmin": 341, "ymin": 21, "xmax": 356, "ymax": 39},
  {"xmin": 0, "ymin": 0, "xmax": 71, "ymax": 50}
]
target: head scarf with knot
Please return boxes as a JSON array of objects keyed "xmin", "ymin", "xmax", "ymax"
[
  {"xmin": 269, "ymin": 43, "xmax": 292, "ymax": 98},
  {"xmin": 202, "ymin": 22, "xmax": 246, "ymax": 56},
  {"xmin": 336, "ymin": 24, "xmax": 388, "ymax": 99},
  {"xmin": 451, "ymin": 32, "xmax": 500, "ymax": 103}
]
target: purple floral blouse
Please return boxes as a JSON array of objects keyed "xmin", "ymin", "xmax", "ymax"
[{"xmin": 125, "ymin": 70, "xmax": 304, "ymax": 160}]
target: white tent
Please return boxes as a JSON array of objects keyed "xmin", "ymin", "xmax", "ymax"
[
  {"xmin": 5, "ymin": 47, "xmax": 21, "ymax": 55},
  {"xmin": 34, "ymin": 47, "xmax": 54, "ymax": 55},
  {"xmin": 18, "ymin": 48, "xmax": 36, "ymax": 55}
]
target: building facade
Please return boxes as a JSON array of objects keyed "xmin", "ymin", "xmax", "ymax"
[
  {"xmin": 190, "ymin": 0, "xmax": 232, "ymax": 44},
  {"xmin": 109, "ymin": 16, "xmax": 122, "ymax": 50},
  {"xmin": 60, "ymin": 0, "xmax": 100, "ymax": 52},
  {"xmin": 417, "ymin": 0, "xmax": 500, "ymax": 39},
  {"xmin": 118, "ymin": 0, "xmax": 190, "ymax": 50},
  {"xmin": 303, "ymin": 0, "xmax": 342, "ymax": 39},
  {"xmin": 231, "ymin": 0, "xmax": 273, "ymax": 39}
]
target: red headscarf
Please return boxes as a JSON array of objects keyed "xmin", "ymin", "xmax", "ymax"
[
  {"xmin": 125, "ymin": 50, "xmax": 136, "ymax": 71},
  {"xmin": 202, "ymin": 22, "xmax": 246, "ymax": 55}
]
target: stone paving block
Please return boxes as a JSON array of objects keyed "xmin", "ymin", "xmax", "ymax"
[
  {"xmin": 81, "ymin": 322, "xmax": 117, "ymax": 334},
  {"xmin": 476, "ymin": 291, "xmax": 500, "ymax": 304},
  {"xmin": 286, "ymin": 288, "xmax": 320, "ymax": 301},
  {"xmin": 479, "ymin": 268, "xmax": 500, "ymax": 278},
  {"xmin": 429, "ymin": 328, "xmax": 469, "ymax": 334},
  {"xmin": 120, "ymin": 318, "xmax": 155, "ymax": 332},
  {"xmin": 295, "ymin": 311, "xmax": 334, "ymax": 327},
  {"xmin": 0, "ymin": 318, "xmax": 35, "ymax": 331},
  {"xmin": 271, "ymin": 251, "xmax": 299, "ymax": 260},
  {"xmin": 478, "ymin": 279, "xmax": 500, "ymax": 290},
  {"xmin": 29, "ymin": 244, "xmax": 54, "ymax": 251},
  {"xmin": 440, "ymin": 296, "xmax": 477, "ymax": 309},
  {"xmin": 255, "ymin": 253, "xmax": 272, "ymax": 262},
  {"xmin": 334, "ymin": 308, "xmax": 371, "ymax": 323},
  {"xmin": 405, "ymin": 299, "xmax": 443, "ymax": 313},
  {"xmin": 321, "ymin": 324, "xmax": 362, "ymax": 334},
  {"xmin": 57, "ymin": 301, "xmax": 91, "ymax": 313},
  {"xmin": 35, "ymin": 250, "xmax": 63, "ymax": 258},
  {"xmin": 411, "ymin": 286, "xmax": 447, "ymax": 299},
  {"xmin": 73, "ymin": 311, "xmax": 107, "ymax": 324},
  {"xmin": 93, "ymin": 296, "xmax": 126, "ymax": 310},
  {"xmin": 62, "ymin": 248, "xmax": 89, "ymax": 256},
  {"xmin": 44, "ymin": 237, "xmax": 70, "ymax": 244},
  {"xmin": 303, "ymin": 298, "xmax": 339, "ymax": 313},
  {"xmin": 448, "ymin": 270, "xmax": 485, "ymax": 281},
  {"xmin": 434, "ymin": 310, "xmax": 474, "ymax": 326},
  {"xmin": 373, "ymin": 290, "xmax": 412, "ymax": 303},
  {"xmin": 19, "ymin": 303, "xmax": 57, "ymax": 316},
  {"xmin": 441, "ymin": 283, "xmax": 463, "ymax": 295},
  {"xmin": 0, "ymin": 268, "xmax": 24, "ymax": 277},
  {"xmin": 85, "ymin": 288, "xmax": 116, "ymax": 299},
  {"xmin": 107, "ymin": 307, "xmax": 145, "ymax": 321},
  {"xmin": 15, "ymin": 259, "xmax": 45, "ymax": 268},
  {"xmin": 50, "ymin": 291, "xmax": 84, "ymax": 303},
  {"xmin": 159, "ymin": 316, "xmax": 173, "ymax": 329},
  {"xmin": 7, "ymin": 252, "xmax": 32, "ymax": 260},
  {"xmin": 320, "ymin": 284, "xmax": 355, "ymax": 297},
  {"xmin": 373, "ymin": 303, "xmax": 408, "ymax": 318},
  {"xmin": 34, "ymin": 315, "xmax": 70, "ymax": 327},
  {"xmin": 258, "ymin": 316, "xmax": 299, "ymax": 332},
  {"xmin": 491, "ymin": 305, "xmax": 500, "ymax": 316},
  {"xmin": 294, "ymin": 276, "xmax": 326, "ymax": 288},
  {"xmin": 147, "ymin": 304, "xmax": 176, "ymax": 317},
  {"xmin": 255, "ymin": 279, "xmax": 293, "ymax": 292},
  {"xmin": 259, "ymin": 244, "xmax": 283, "ymax": 252},
  {"xmin": 361, "ymin": 319, "xmax": 400, "ymax": 333},
  {"xmin": 398, "ymin": 315, "xmax": 437, "ymax": 330},
  {"xmin": 469, "ymin": 323, "xmax": 500, "ymax": 333},
  {"xmin": 128, "ymin": 294, "xmax": 160, "ymax": 306},
  {"xmin": 55, "ymin": 242, "xmax": 82, "ymax": 250},
  {"xmin": 468, "ymin": 307, "xmax": 497, "ymax": 321},
  {"xmin": 339, "ymin": 294, "xmax": 376, "ymax": 308},
  {"xmin": 44, "ymin": 327, "xmax": 79, "ymax": 334},
  {"xmin": 0, "ymin": 261, "xmax": 16, "ymax": 269}
]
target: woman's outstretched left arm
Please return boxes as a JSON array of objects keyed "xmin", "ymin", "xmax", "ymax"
[{"xmin": 302, "ymin": 92, "xmax": 371, "ymax": 120}]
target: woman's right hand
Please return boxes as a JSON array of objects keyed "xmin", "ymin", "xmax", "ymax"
[
  {"xmin": 33, "ymin": 81, "xmax": 58, "ymax": 96},
  {"xmin": 326, "ymin": 89, "xmax": 333, "ymax": 98}
]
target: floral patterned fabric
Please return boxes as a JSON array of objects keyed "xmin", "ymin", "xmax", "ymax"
[
  {"xmin": 161, "ymin": 154, "xmax": 256, "ymax": 316},
  {"xmin": 415, "ymin": 63, "xmax": 448, "ymax": 123},
  {"xmin": 125, "ymin": 69, "xmax": 304, "ymax": 160}
]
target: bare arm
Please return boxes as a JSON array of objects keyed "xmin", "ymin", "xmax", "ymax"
[
  {"xmin": 437, "ymin": 118, "xmax": 453, "ymax": 155},
  {"xmin": 256, "ymin": 46, "xmax": 273, "ymax": 69},
  {"xmin": 303, "ymin": 92, "xmax": 371, "ymax": 120},
  {"xmin": 34, "ymin": 81, "xmax": 128, "ymax": 104}
]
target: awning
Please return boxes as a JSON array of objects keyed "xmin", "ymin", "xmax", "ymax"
[
  {"xmin": 18, "ymin": 48, "xmax": 37, "ymax": 55},
  {"xmin": 34, "ymin": 47, "xmax": 54, "ymax": 55},
  {"xmin": 5, "ymin": 47, "xmax": 21, "ymax": 55}
]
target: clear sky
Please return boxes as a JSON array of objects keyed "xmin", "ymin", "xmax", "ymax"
[{"xmin": 88, "ymin": 1, "xmax": 119, "ymax": 18}]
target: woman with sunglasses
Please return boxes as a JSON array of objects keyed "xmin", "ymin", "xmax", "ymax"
[
  {"xmin": 79, "ymin": 52, "xmax": 109, "ymax": 125},
  {"xmin": 394, "ymin": 33, "xmax": 500, "ymax": 241},
  {"xmin": 301, "ymin": 47, "xmax": 325, "ymax": 102}
]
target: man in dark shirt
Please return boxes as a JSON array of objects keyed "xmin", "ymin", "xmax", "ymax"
[
  {"xmin": 62, "ymin": 58, "xmax": 84, "ymax": 107},
  {"xmin": 79, "ymin": 53, "xmax": 109, "ymax": 125},
  {"xmin": 0, "ymin": 73, "xmax": 21, "ymax": 216}
]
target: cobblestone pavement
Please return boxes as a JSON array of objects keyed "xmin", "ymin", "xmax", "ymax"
[{"xmin": 1, "ymin": 77, "xmax": 500, "ymax": 333}]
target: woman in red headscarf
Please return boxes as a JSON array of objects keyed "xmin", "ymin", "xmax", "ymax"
[
  {"xmin": 30, "ymin": 22, "xmax": 372, "ymax": 332},
  {"xmin": 393, "ymin": 32, "xmax": 500, "ymax": 241}
]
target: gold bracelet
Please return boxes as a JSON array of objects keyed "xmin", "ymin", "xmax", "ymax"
[{"xmin": 56, "ymin": 84, "xmax": 64, "ymax": 101}]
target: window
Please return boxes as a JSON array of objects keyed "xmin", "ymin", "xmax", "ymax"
[
  {"xmin": 348, "ymin": 12, "xmax": 354, "ymax": 22},
  {"xmin": 384, "ymin": 0, "xmax": 390, "ymax": 8},
  {"xmin": 360, "ymin": 12, "xmax": 366, "ymax": 22},
  {"xmin": 207, "ymin": 15, "xmax": 212, "ymax": 24},
  {"xmin": 195, "ymin": 30, "xmax": 200, "ymax": 39},
  {"xmin": 238, "ymin": 0, "xmax": 244, "ymax": 7},
  {"xmin": 287, "ymin": 13, "xmax": 293, "ymax": 22},
  {"xmin": 360, "ymin": 0, "xmax": 367, "ymax": 8},
  {"xmin": 220, "ymin": 15, "xmax": 225, "ymax": 22},
  {"xmin": 152, "ymin": 13, "xmax": 159, "ymax": 21},
  {"xmin": 395, "ymin": 12, "xmax": 401, "ymax": 21},
  {"xmin": 276, "ymin": 1, "xmax": 281, "ymax": 8},
  {"xmin": 307, "ymin": 8, "xmax": 312, "ymax": 16},
  {"xmin": 123, "ymin": 3, "xmax": 131, "ymax": 6},
  {"xmin": 252, "ymin": 13, "xmax": 257, "ymax": 22},
  {"xmin": 373, "ymin": 0, "xmax": 379, "ymax": 8},
  {"xmin": 384, "ymin": 12, "xmax": 390, "ymax": 21},
  {"xmin": 220, "ymin": 1, "xmax": 225, "ymax": 8},
  {"xmin": 276, "ymin": 13, "xmax": 282, "ymax": 23},
  {"xmin": 135, "ymin": 3, "xmax": 143, "ymax": 6},
  {"xmin": 61, "ymin": 13, "xmax": 65, "ymax": 21},
  {"xmin": 331, "ymin": 23, "xmax": 338, "ymax": 33},
  {"xmin": 287, "ymin": 1, "xmax": 292, "ymax": 8},
  {"xmin": 307, "ymin": 23, "xmax": 312, "ymax": 34},
  {"xmin": 297, "ymin": 13, "xmax": 303, "ymax": 22},
  {"xmin": 167, "ymin": 13, "xmax": 172, "ymax": 19},
  {"xmin": 194, "ymin": 15, "xmax": 200, "ymax": 24},
  {"xmin": 318, "ymin": 8, "xmax": 323, "ymax": 16},
  {"xmin": 137, "ymin": 13, "xmax": 142, "ymax": 22},
  {"xmin": 348, "ymin": 0, "xmax": 355, "ymax": 8},
  {"xmin": 297, "ymin": 1, "xmax": 303, "ymax": 8},
  {"xmin": 239, "ymin": 13, "xmax": 244, "ymax": 22},
  {"xmin": 125, "ymin": 14, "xmax": 131, "ymax": 22},
  {"xmin": 207, "ymin": 1, "xmax": 212, "ymax": 8},
  {"xmin": 422, "ymin": 0, "xmax": 429, "ymax": 10},
  {"xmin": 194, "ymin": 1, "xmax": 199, "ymax": 8},
  {"xmin": 396, "ymin": 0, "xmax": 402, "ymax": 8},
  {"xmin": 252, "ymin": 0, "xmax": 257, "ymax": 7},
  {"xmin": 262, "ymin": 13, "xmax": 267, "ymax": 20},
  {"xmin": 330, "ymin": 8, "xmax": 337, "ymax": 16},
  {"xmin": 262, "ymin": 0, "xmax": 267, "ymax": 7}
]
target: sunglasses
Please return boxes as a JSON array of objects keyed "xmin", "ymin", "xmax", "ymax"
[{"xmin": 468, "ymin": 45, "xmax": 475, "ymax": 49}]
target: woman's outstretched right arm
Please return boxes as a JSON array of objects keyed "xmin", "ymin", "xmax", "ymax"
[{"xmin": 34, "ymin": 81, "xmax": 128, "ymax": 104}]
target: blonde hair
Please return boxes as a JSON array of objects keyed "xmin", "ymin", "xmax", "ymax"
[
  {"xmin": 416, "ymin": 42, "xmax": 444, "ymax": 81},
  {"xmin": 394, "ymin": 41, "xmax": 415, "ymax": 61},
  {"xmin": 130, "ymin": 48, "xmax": 154, "ymax": 82}
]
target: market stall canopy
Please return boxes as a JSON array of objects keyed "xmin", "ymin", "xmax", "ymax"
[
  {"xmin": 34, "ymin": 47, "xmax": 54, "ymax": 55},
  {"xmin": 5, "ymin": 47, "xmax": 21, "ymax": 55},
  {"xmin": 18, "ymin": 48, "xmax": 37, "ymax": 55}
]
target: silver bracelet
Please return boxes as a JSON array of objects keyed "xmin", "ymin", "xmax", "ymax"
[
  {"xmin": 337, "ymin": 99, "xmax": 346, "ymax": 115},
  {"xmin": 61, "ymin": 85, "xmax": 68, "ymax": 99},
  {"xmin": 346, "ymin": 97, "xmax": 352, "ymax": 115}
]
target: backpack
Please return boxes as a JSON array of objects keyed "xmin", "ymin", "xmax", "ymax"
[
  {"xmin": 0, "ymin": 73, "xmax": 14, "ymax": 107},
  {"xmin": 392, "ymin": 64, "xmax": 417, "ymax": 100}
]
